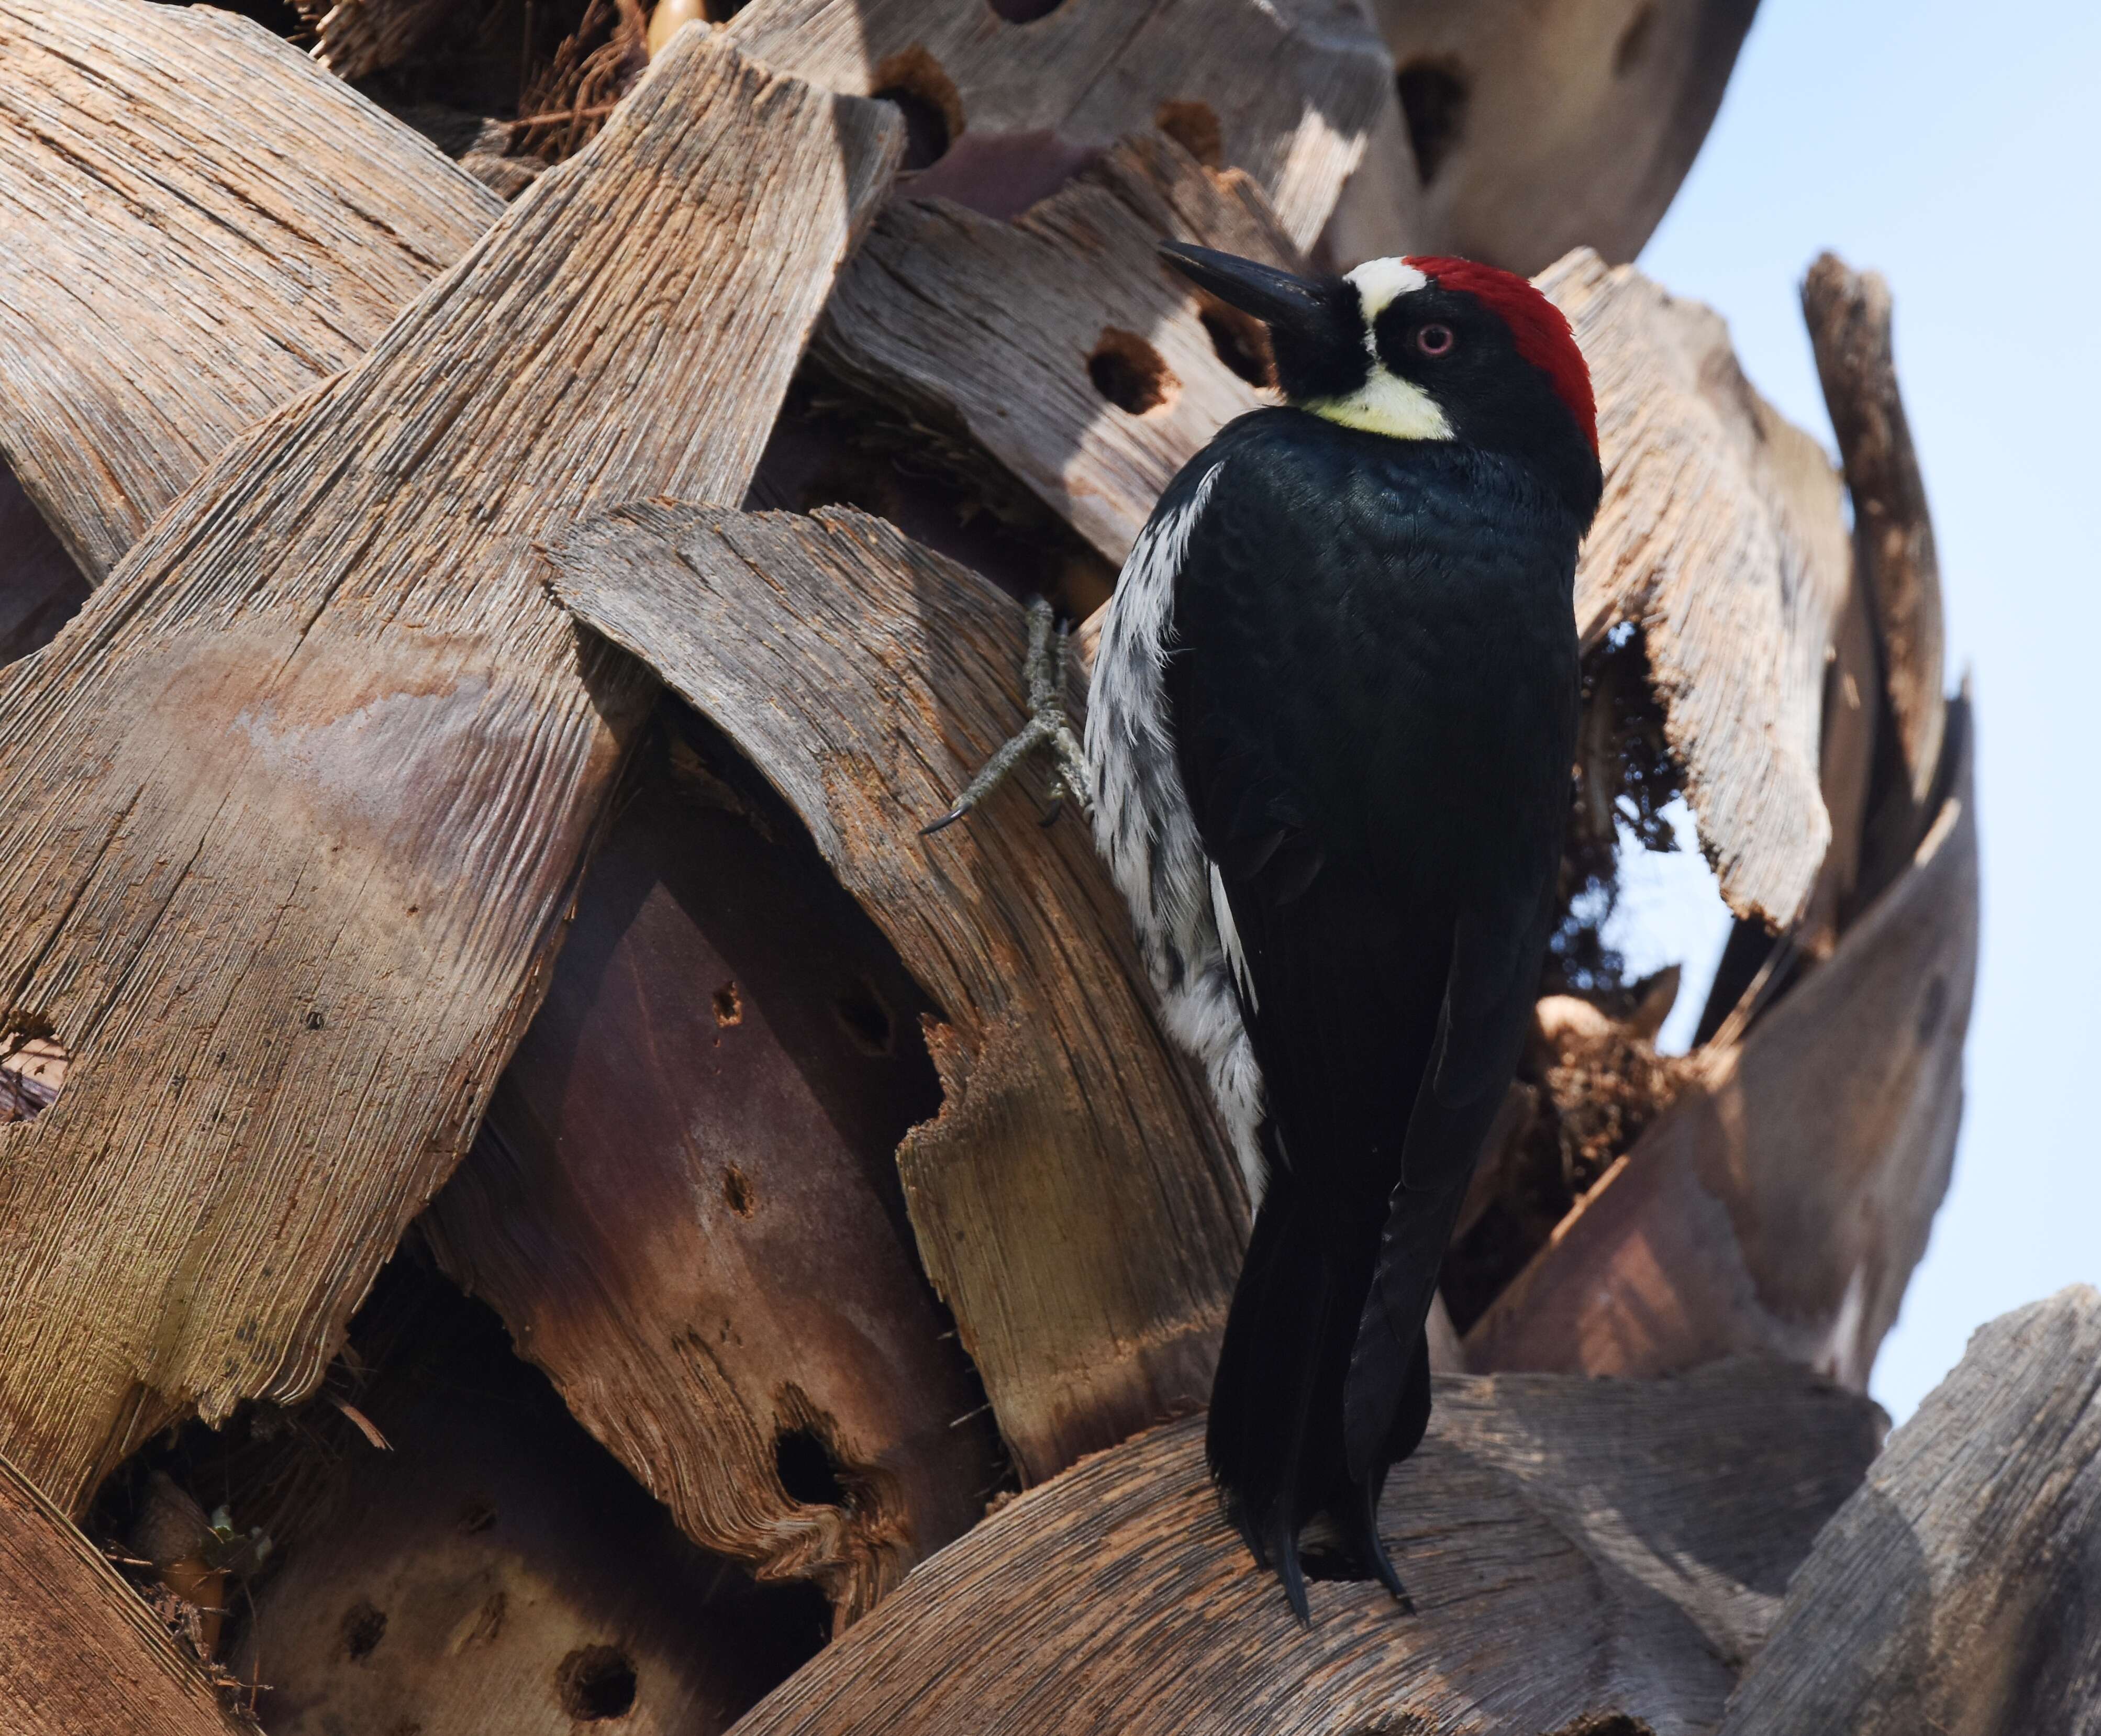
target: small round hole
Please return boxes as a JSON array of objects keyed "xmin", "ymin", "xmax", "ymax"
[
  {"xmin": 722, "ymin": 1164, "xmax": 757, "ymax": 1218},
  {"xmin": 712, "ymin": 980, "xmax": 743, "ymax": 1027},
  {"xmin": 1198, "ymin": 306, "xmax": 1274, "ymax": 388},
  {"xmin": 774, "ymin": 1427, "xmax": 847, "ymax": 1507},
  {"xmin": 871, "ymin": 47, "xmax": 962, "ymax": 173},
  {"xmin": 341, "ymin": 1599, "xmax": 387, "ymax": 1662},
  {"xmin": 1395, "ymin": 59, "xmax": 1469, "ymax": 186},
  {"xmin": 987, "ymin": 0, "xmax": 1063, "ymax": 19},
  {"xmin": 1154, "ymin": 99, "xmax": 1221, "ymax": 168},
  {"xmin": 875, "ymin": 86, "xmax": 951, "ymax": 171},
  {"xmin": 1087, "ymin": 328, "xmax": 1178, "ymax": 416},
  {"xmin": 557, "ymin": 1645, "xmax": 637, "ymax": 1721}
]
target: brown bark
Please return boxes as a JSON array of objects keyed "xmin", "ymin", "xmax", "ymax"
[
  {"xmin": 730, "ymin": 1362, "xmax": 1881, "ymax": 1736},
  {"xmin": 1722, "ymin": 1288, "xmax": 2101, "ymax": 1734},
  {"xmin": 0, "ymin": 0, "xmax": 499, "ymax": 583},
  {"xmin": 549, "ymin": 503, "xmax": 1246, "ymax": 1484},
  {"xmin": 0, "ymin": 30, "xmax": 899, "ymax": 1511},
  {"xmin": 725, "ymin": 0, "xmax": 1390, "ymax": 247}
]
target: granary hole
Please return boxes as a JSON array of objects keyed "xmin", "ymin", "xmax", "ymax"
[
  {"xmin": 1, "ymin": 1028, "xmax": 69, "ymax": 1123},
  {"xmin": 700, "ymin": 0, "xmax": 748, "ymax": 18},
  {"xmin": 873, "ymin": 48, "xmax": 962, "ymax": 171},
  {"xmin": 774, "ymin": 1427, "xmax": 848, "ymax": 1508},
  {"xmin": 722, "ymin": 1163, "xmax": 757, "ymax": 1218},
  {"xmin": 341, "ymin": 1598, "xmax": 387, "ymax": 1662},
  {"xmin": 1199, "ymin": 305, "xmax": 1275, "ymax": 388},
  {"xmin": 1395, "ymin": 59, "xmax": 1469, "ymax": 185},
  {"xmin": 557, "ymin": 1645, "xmax": 638, "ymax": 1721},
  {"xmin": 987, "ymin": 0, "xmax": 1064, "ymax": 20},
  {"xmin": 1088, "ymin": 328, "xmax": 1179, "ymax": 416},
  {"xmin": 1154, "ymin": 98, "xmax": 1222, "ymax": 167},
  {"xmin": 713, "ymin": 980, "xmax": 743, "ymax": 1027}
]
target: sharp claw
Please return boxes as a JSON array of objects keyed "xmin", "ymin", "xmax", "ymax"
[{"xmin": 919, "ymin": 807, "xmax": 971, "ymax": 837}]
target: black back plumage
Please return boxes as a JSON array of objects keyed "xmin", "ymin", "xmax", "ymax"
[{"xmin": 1163, "ymin": 407, "xmax": 1589, "ymax": 1613}]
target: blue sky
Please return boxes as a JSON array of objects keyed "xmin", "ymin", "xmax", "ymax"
[{"xmin": 1629, "ymin": 0, "xmax": 2101, "ymax": 1418}]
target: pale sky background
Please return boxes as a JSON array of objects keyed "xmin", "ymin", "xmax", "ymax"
[{"xmin": 1610, "ymin": 0, "xmax": 2101, "ymax": 1420}]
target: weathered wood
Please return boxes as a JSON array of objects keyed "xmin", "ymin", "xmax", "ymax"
[
  {"xmin": 225, "ymin": 1264, "xmax": 828, "ymax": 1736},
  {"xmin": 550, "ymin": 503, "xmax": 1244, "ymax": 1484},
  {"xmin": 1722, "ymin": 1287, "xmax": 2101, "ymax": 1734},
  {"xmin": 1803, "ymin": 253, "xmax": 1947, "ymax": 811},
  {"xmin": 815, "ymin": 131, "xmax": 1295, "ymax": 569},
  {"xmin": 0, "ymin": 465, "xmax": 87, "ymax": 667},
  {"xmin": 1546, "ymin": 248, "xmax": 1853, "ymax": 931},
  {"xmin": 296, "ymin": 0, "xmax": 452, "ymax": 81},
  {"xmin": 1331, "ymin": 0, "xmax": 1759, "ymax": 274},
  {"xmin": 0, "ymin": 1449, "xmax": 253, "ymax": 1734},
  {"xmin": 0, "ymin": 0, "xmax": 500, "ymax": 582},
  {"xmin": 424, "ymin": 710, "xmax": 999, "ymax": 1626},
  {"xmin": 0, "ymin": 30, "xmax": 899, "ymax": 1511},
  {"xmin": 726, "ymin": 0, "xmax": 1389, "ymax": 249},
  {"xmin": 731, "ymin": 1362, "xmax": 1881, "ymax": 1736},
  {"xmin": 1467, "ymin": 700, "xmax": 1974, "ymax": 1386}
]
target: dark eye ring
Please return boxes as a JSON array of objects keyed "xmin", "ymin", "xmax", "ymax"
[{"xmin": 1415, "ymin": 323, "xmax": 1456, "ymax": 358}]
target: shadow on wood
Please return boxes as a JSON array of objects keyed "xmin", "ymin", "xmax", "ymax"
[{"xmin": 730, "ymin": 1362, "xmax": 1881, "ymax": 1736}]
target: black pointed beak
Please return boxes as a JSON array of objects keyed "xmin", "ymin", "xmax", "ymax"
[{"xmin": 1158, "ymin": 242, "xmax": 1330, "ymax": 345}]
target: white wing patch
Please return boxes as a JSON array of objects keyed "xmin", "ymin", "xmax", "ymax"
[{"xmin": 1084, "ymin": 462, "xmax": 1269, "ymax": 1206}]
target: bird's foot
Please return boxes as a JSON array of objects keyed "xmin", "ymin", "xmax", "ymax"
[{"xmin": 921, "ymin": 595, "xmax": 1090, "ymax": 836}]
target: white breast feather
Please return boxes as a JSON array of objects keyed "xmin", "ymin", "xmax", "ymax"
[{"xmin": 1084, "ymin": 463, "xmax": 1268, "ymax": 1205}]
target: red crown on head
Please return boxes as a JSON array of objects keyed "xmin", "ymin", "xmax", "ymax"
[{"xmin": 1404, "ymin": 255, "xmax": 1598, "ymax": 455}]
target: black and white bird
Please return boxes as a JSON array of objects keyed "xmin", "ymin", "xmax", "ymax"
[{"xmin": 927, "ymin": 244, "xmax": 1601, "ymax": 1620}]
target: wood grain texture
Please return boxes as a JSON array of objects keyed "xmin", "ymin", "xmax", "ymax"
[
  {"xmin": 1330, "ymin": 0, "xmax": 1758, "ymax": 274},
  {"xmin": 550, "ymin": 503, "xmax": 1246, "ymax": 1484},
  {"xmin": 1467, "ymin": 700, "xmax": 1974, "ymax": 1388},
  {"xmin": 726, "ymin": 0, "xmax": 1388, "ymax": 249},
  {"xmin": 1803, "ymin": 252, "xmax": 1947, "ymax": 810},
  {"xmin": 731, "ymin": 1362, "xmax": 1882, "ymax": 1736},
  {"xmin": 816, "ymin": 131, "xmax": 1297, "ymax": 569},
  {"xmin": 0, "ymin": 1448, "xmax": 253, "ymax": 1734},
  {"xmin": 1546, "ymin": 248, "xmax": 1853, "ymax": 930},
  {"xmin": 425, "ymin": 715, "xmax": 998, "ymax": 1626},
  {"xmin": 0, "ymin": 0, "xmax": 501, "ymax": 583},
  {"xmin": 0, "ymin": 28, "xmax": 900, "ymax": 1511},
  {"xmin": 1722, "ymin": 1287, "xmax": 2101, "ymax": 1735}
]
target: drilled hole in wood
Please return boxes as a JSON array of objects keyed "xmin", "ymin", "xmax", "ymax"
[
  {"xmin": 723, "ymin": 1164, "xmax": 757, "ymax": 1218},
  {"xmin": 1, "ymin": 1030, "xmax": 69, "ymax": 1123},
  {"xmin": 1545, "ymin": 1717, "xmax": 1657, "ymax": 1736},
  {"xmin": 986, "ymin": 0, "xmax": 1063, "ymax": 19},
  {"xmin": 557, "ymin": 1644, "xmax": 638, "ymax": 1721},
  {"xmin": 872, "ymin": 48, "xmax": 962, "ymax": 172},
  {"xmin": 1088, "ymin": 328, "xmax": 1178, "ymax": 416},
  {"xmin": 774, "ymin": 1427, "xmax": 847, "ymax": 1507},
  {"xmin": 713, "ymin": 980, "xmax": 743, "ymax": 1026},
  {"xmin": 1198, "ymin": 305, "xmax": 1275, "ymax": 388},
  {"xmin": 1396, "ymin": 59, "xmax": 1469, "ymax": 185},
  {"xmin": 340, "ymin": 1598, "xmax": 387, "ymax": 1662},
  {"xmin": 701, "ymin": 0, "xmax": 748, "ymax": 17},
  {"xmin": 833, "ymin": 977, "xmax": 894, "ymax": 1056},
  {"xmin": 1614, "ymin": 3, "xmax": 1657, "ymax": 76},
  {"xmin": 1154, "ymin": 98, "xmax": 1221, "ymax": 167}
]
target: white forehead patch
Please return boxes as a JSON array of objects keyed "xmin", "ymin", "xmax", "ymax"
[{"xmin": 1344, "ymin": 257, "xmax": 1431, "ymax": 324}]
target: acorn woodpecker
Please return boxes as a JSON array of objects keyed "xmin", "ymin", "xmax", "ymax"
[{"xmin": 1086, "ymin": 244, "xmax": 1602, "ymax": 1619}]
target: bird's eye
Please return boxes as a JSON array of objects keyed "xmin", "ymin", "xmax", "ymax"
[{"xmin": 1414, "ymin": 323, "xmax": 1456, "ymax": 358}]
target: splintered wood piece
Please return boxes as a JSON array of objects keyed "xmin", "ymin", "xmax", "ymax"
[
  {"xmin": 549, "ymin": 503, "xmax": 1246, "ymax": 1484},
  {"xmin": 1544, "ymin": 248, "xmax": 1854, "ymax": 930},
  {"xmin": 726, "ymin": 0, "xmax": 1389, "ymax": 248},
  {"xmin": 424, "ymin": 715, "xmax": 999, "ymax": 1626},
  {"xmin": 1721, "ymin": 1287, "xmax": 2101, "ymax": 1735},
  {"xmin": 816, "ymin": 131, "xmax": 1297, "ymax": 568},
  {"xmin": 0, "ymin": 0, "xmax": 500, "ymax": 583},
  {"xmin": 1466, "ymin": 700, "xmax": 1976, "ymax": 1388},
  {"xmin": 0, "ymin": 1449, "xmax": 254, "ymax": 1734},
  {"xmin": 1803, "ymin": 253, "xmax": 1947, "ymax": 811},
  {"xmin": 731, "ymin": 1362, "xmax": 1882, "ymax": 1736},
  {"xmin": 0, "ymin": 29, "xmax": 900, "ymax": 1512},
  {"xmin": 296, "ymin": 0, "xmax": 452, "ymax": 81},
  {"xmin": 1332, "ymin": 0, "xmax": 1758, "ymax": 274}
]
